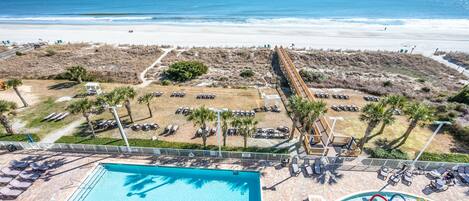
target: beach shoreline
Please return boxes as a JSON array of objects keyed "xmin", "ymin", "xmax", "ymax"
[{"xmin": 1, "ymin": 22, "xmax": 469, "ymax": 54}]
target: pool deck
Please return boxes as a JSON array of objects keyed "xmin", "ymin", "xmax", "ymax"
[{"xmin": 0, "ymin": 150, "xmax": 467, "ymax": 201}]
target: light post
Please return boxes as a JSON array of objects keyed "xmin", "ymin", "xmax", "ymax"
[
  {"xmin": 107, "ymin": 104, "xmax": 131, "ymax": 152},
  {"xmin": 216, "ymin": 110, "xmax": 222, "ymax": 157},
  {"xmin": 411, "ymin": 121, "xmax": 451, "ymax": 167},
  {"xmin": 322, "ymin": 116, "xmax": 343, "ymax": 157}
]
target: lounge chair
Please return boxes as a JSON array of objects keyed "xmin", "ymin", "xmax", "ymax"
[
  {"xmin": 388, "ymin": 173, "xmax": 400, "ymax": 185},
  {"xmin": 0, "ymin": 186, "xmax": 24, "ymax": 199},
  {"xmin": 18, "ymin": 171, "xmax": 41, "ymax": 181},
  {"xmin": 9, "ymin": 179, "xmax": 32, "ymax": 189},
  {"xmin": 47, "ymin": 112, "xmax": 63, "ymax": 121},
  {"xmin": 291, "ymin": 163, "xmax": 300, "ymax": 176},
  {"xmin": 431, "ymin": 179, "xmax": 449, "ymax": 191},
  {"xmin": 313, "ymin": 160, "xmax": 322, "ymax": 175},
  {"xmin": 9, "ymin": 160, "xmax": 29, "ymax": 169},
  {"xmin": 30, "ymin": 162, "xmax": 48, "ymax": 172},
  {"xmin": 42, "ymin": 113, "xmax": 56, "ymax": 121},
  {"xmin": 0, "ymin": 175, "xmax": 13, "ymax": 185},
  {"xmin": 378, "ymin": 167, "xmax": 390, "ymax": 180},
  {"xmin": 1, "ymin": 167, "xmax": 21, "ymax": 177},
  {"xmin": 403, "ymin": 170, "xmax": 413, "ymax": 185},
  {"xmin": 170, "ymin": 125, "xmax": 179, "ymax": 134},
  {"xmin": 457, "ymin": 166, "xmax": 469, "ymax": 183},
  {"xmin": 54, "ymin": 112, "xmax": 70, "ymax": 121},
  {"xmin": 428, "ymin": 167, "xmax": 447, "ymax": 179}
]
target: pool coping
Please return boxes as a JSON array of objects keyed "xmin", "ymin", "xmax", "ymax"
[
  {"xmin": 65, "ymin": 161, "xmax": 264, "ymax": 201},
  {"xmin": 334, "ymin": 190, "xmax": 435, "ymax": 201}
]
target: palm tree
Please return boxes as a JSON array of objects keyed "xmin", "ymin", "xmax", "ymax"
[
  {"xmin": 5, "ymin": 79, "xmax": 28, "ymax": 107},
  {"xmin": 240, "ymin": 117, "xmax": 258, "ymax": 148},
  {"xmin": 187, "ymin": 106, "xmax": 215, "ymax": 147},
  {"xmin": 301, "ymin": 100, "xmax": 328, "ymax": 143},
  {"xmin": 287, "ymin": 95, "xmax": 309, "ymax": 140},
  {"xmin": 358, "ymin": 102, "xmax": 386, "ymax": 152},
  {"xmin": 66, "ymin": 98, "xmax": 96, "ymax": 137},
  {"xmin": 66, "ymin": 66, "xmax": 87, "ymax": 83},
  {"xmin": 0, "ymin": 100, "xmax": 17, "ymax": 134},
  {"xmin": 115, "ymin": 86, "xmax": 137, "ymax": 123},
  {"xmin": 388, "ymin": 102, "xmax": 434, "ymax": 148},
  {"xmin": 220, "ymin": 110, "xmax": 233, "ymax": 147},
  {"xmin": 376, "ymin": 95, "xmax": 407, "ymax": 135},
  {"xmin": 138, "ymin": 93, "xmax": 155, "ymax": 118}
]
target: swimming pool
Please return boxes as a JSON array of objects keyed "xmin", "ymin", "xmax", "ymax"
[
  {"xmin": 339, "ymin": 191, "xmax": 430, "ymax": 201},
  {"xmin": 68, "ymin": 163, "xmax": 262, "ymax": 201}
]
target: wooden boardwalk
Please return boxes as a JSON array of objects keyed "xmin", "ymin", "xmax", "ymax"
[{"xmin": 275, "ymin": 47, "xmax": 334, "ymax": 155}]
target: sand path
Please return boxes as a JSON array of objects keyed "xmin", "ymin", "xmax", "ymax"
[
  {"xmin": 40, "ymin": 118, "xmax": 83, "ymax": 143},
  {"xmin": 137, "ymin": 47, "xmax": 174, "ymax": 88}
]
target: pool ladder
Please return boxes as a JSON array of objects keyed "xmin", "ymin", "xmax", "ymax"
[{"xmin": 68, "ymin": 165, "xmax": 107, "ymax": 201}]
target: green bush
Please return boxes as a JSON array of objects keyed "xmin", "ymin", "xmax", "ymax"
[
  {"xmin": 299, "ymin": 69, "xmax": 327, "ymax": 83},
  {"xmin": 240, "ymin": 69, "xmax": 255, "ymax": 78},
  {"xmin": 448, "ymin": 124, "xmax": 469, "ymax": 146},
  {"xmin": 0, "ymin": 134, "xmax": 40, "ymax": 142},
  {"xmin": 383, "ymin": 80, "xmax": 393, "ymax": 87},
  {"xmin": 161, "ymin": 80, "xmax": 172, "ymax": 86},
  {"xmin": 45, "ymin": 49, "xmax": 56, "ymax": 56},
  {"xmin": 449, "ymin": 85, "xmax": 469, "ymax": 105},
  {"xmin": 15, "ymin": 51, "xmax": 24, "ymax": 56},
  {"xmin": 56, "ymin": 136, "xmax": 288, "ymax": 153},
  {"xmin": 165, "ymin": 61, "xmax": 208, "ymax": 82},
  {"xmin": 365, "ymin": 147, "xmax": 409, "ymax": 160},
  {"xmin": 421, "ymin": 87, "xmax": 431, "ymax": 93},
  {"xmin": 419, "ymin": 152, "xmax": 469, "ymax": 163}
]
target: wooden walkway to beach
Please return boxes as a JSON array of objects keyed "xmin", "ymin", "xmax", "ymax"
[{"xmin": 275, "ymin": 47, "xmax": 334, "ymax": 155}]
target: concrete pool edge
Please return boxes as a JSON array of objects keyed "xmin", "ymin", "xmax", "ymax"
[{"xmin": 66, "ymin": 161, "xmax": 263, "ymax": 201}]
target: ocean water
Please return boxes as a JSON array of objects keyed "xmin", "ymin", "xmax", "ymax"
[
  {"xmin": 69, "ymin": 163, "xmax": 261, "ymax": 201},
  {"xmin": 0, "ymin": 0, "xmax": 469, "ymax": 25}
]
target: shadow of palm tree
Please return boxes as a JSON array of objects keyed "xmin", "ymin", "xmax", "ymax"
[{"xmin": 48, "ymin": 81, "xmax": 78, "ymax": 90}]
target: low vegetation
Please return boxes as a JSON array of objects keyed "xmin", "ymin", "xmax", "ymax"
[
  {"xmin": 365, "ymin": 147, "xmax": 409, "ymax": 160},
  {"xmin": 239, "ymin": 68, "xmax": 255, "ymax": 78},
  {"xmin": 55, "ymin": 136, "xmax": 289, "ymax": 153},
  {"xmin": 419, "ymin": 152, "xmax": 469, "ymax": 163},
  {"xmin": 299, "ymin": 69, "xmax": 327, "ymax": 83},
  {"xmin": 165, "ymin": 61, "xmax": 208, "ymax": 82},
  {"xmin": 0, "ymin": 134, "xmax": 40, "ymax": 142}
]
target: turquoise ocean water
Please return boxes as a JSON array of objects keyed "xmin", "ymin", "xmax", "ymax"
[
  {"xmin": 0, "ymin": 0, "xmax": 468, "ymax": 25},
  {"xmin": 69, "ymin": 163, "xmax": 261, "ymax": 201}
]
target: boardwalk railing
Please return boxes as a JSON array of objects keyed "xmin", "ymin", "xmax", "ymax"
[{"xmin": 0, "ymin": 141, "xmax": 290, "ymax": 161}]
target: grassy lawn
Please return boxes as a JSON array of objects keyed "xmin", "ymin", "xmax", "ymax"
[
  {"xmin": 56, "ymin": 136, "xmax": 289, "ymax": 154},
  {"xmin": 0, "ymin": 134, "xmax": 40, "ymax": 142},
  {"xmin": 17, "ymin": 97, "xmax": 81, "ymax": 139}
]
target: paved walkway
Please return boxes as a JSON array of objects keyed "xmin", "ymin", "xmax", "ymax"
[
  {"xmin": 137, "ymin": 47, "xmax": 174, "ymax": 88},
  {"xmin": 1, "ymin": 150, "xmax": 467, "ymax": 201},
  {"xmin": 424, "ymin": 53, "xmax": 469, "ymax": 78},
  {"xmin": 39, "ymin": 118, "xmax": 83, "ymax": 143}
]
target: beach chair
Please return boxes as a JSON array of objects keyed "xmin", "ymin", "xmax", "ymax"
[
  {"xmin": 304, "ymin": 163, "xmax": 314, "ymax": 177},
  {"xmin": 388, "ymin": 173, "xmax": 401, "ymax": 185},
  {"xmin": 290, "ymin": 158, "xmax": 300, "ymax": 176},
  {"xmin": 428, "ymin": 167, "xmax": 447, "ymax": 179},
  {"xmin": 18, "ymin": 171, "xmax": 41, "ymax": 181},
  {"xmin": 42, "ymin": 113, "xmax": 56, "ymax": 121},
  {"xmin": 403, "ymin": 170, "xmax": 413, "ymax": 185},
  {"xmin": 1, "ymin": 167, "xmax": 21, "ymax": 177},
  {"xmin": 54, "ymin": 112, "xmax": 69, "ymax": 121},
  {"xmin": 0, "ymin": 175, "xmax": 13, "ymax": 185},
  {"xmin": 457, "ymin": 166, "xmax": 469, "ymax": 183},
  {"xmin": 378, "ymin": 166, "xmax": 390, "ymax": 180},
  {"xmin": 9, "ymin": 160, "xmax": 29, "ymax": 169},
  {"xmin": 9, "ymin": 179, "xmax": 32, "ymax": 189},
  {"xmin": 30, "ymin": 162, "xmax": 49, "ymax": 172},
  {"xmin": 313, "ymin": 160, "xmax": 322, "ymax": 175},
  {"xmin": 0, "ymin": 186, "xmax": 24, "ymax": 199},
  {"xmin": 171, "ymin": 125, "xmax": 179, "ymax": 134},
  {"xmin": 47, "ymin": 112, "xmax": 63, "ymax": 121}
]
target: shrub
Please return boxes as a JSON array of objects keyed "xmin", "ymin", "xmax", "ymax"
[
  {"xmin": 448, "ymin": 124, "xmax": 469, "ymax": 146},
  {"xmin": 383, "ymin": 80, "xmax": 393, "ymax": 87},
  {"xmin": 65, "ymin": 66, "xmax": 88, "ymax": 83},
  {"xmin": 419, "ymin": 152, "xmax": 469, "ymax": 163},
  {"xmin": 45, "ymin": 49, "xmax": 56, "ymax": 56},
  {"xmin": 449, "ymin": 85, "xmax": 469, "ymax": 105},
  {"xmin": 421, "ymin": 87, "xmax": 431, "ymax": 93},
  {"xmin": 416, "ymin": 78, "xmax": 426, "ymax": 83},
  {"xmin": 15, "ymin": 51, "xmax": 24, "ymax": 56},
  {"xmin": 240, "ymin": 68, "xmax": 255, "ymax": 78},
  {"xmin": 365, "ymin": 147, "xmax": 409, "ymax": 160},
  {"xmin": 165, "ymin": 61, "xmax": 208, "ymax": 82},
  {"xmin": 299, "ymin": 69, "xmax": 327, "ymax": 83},
  {"xmin": 161, "ymin": 80, "xmax": 172, "ymax": 86},
  {"xmin": 0, "ymin": 134, "xmax": 40, "ymax": 142}
]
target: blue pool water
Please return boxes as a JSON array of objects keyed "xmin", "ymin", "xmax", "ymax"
[
  {"xmin": 69, "ymin": 163, "xmax": 261, "ymax": 201},
  {"xmin": 0, "ymin": 0, "xmax": 468, "ymax": 25},
  {"xmin": 341, "ymin": 191, "xmax": 427, "ymax": 201}
]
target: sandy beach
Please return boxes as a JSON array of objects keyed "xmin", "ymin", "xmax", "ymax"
[{"xmin": 1, "ymin": 21, "xmax": 469, "ymax": 54}]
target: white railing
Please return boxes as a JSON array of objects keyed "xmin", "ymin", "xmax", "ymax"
[
  {"xmin": 304, "ymin": 155, "xmax": 467, "ymax": 172},
  {"xmin": 0, "ymin": 141, "xmax": 290, "ymax": 161}
]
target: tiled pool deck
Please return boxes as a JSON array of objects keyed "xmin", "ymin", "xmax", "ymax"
[{"xmin": 0, "ymin": 150, "xmax": 467, "ymax": 201}]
